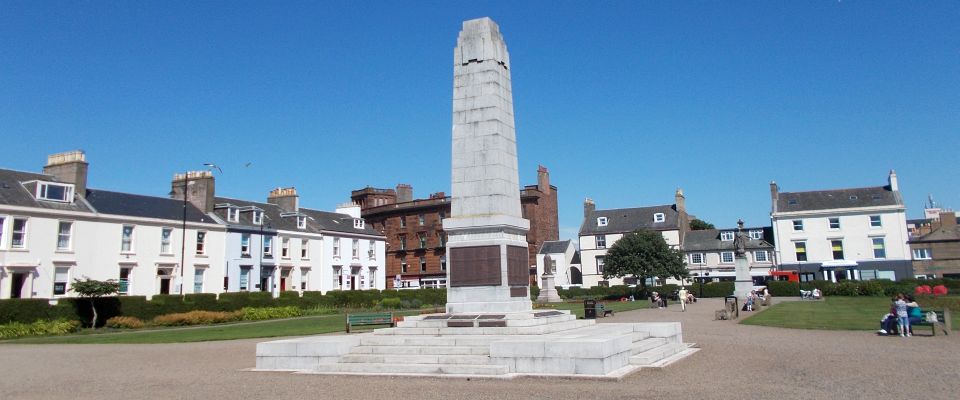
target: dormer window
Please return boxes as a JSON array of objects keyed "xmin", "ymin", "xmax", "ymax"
[
  {"xmin": 252, "ymin": 211, "xmax": 263, "ymax": 225},
  {"xmin": 720, "ymin": 231, "xmax": 734, "ymax": 241},
  {"xmin": 354, "ymin": 218, "xmax": 365, "ymax": 229},
  {"xmin": 227, "ymin": 207, "xmax": 239, "ymax": 223},
  {"xmin": 653, "ymin": 213, "xmax": 665, "ymax": 223},
  {"xmin": 297, "ymin": 215, "xmax": 307, "ymax": 229},
  {"xmin": 37, "ymin": 182, "xmax": 74, "ymax": 203},
  {"xmin": 788, "ymin": 198, "xmax": 798, "ymax": 205},
  {"xmin": 749, "ymin": 230, "xmax": 763, "ymax": 240},
  {"xmin": 597, "ymin": 217, "xmax": 608, "ymax": 227}
]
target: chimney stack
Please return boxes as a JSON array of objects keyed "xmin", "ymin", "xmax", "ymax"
[
  {"xmin": 888, "ymin": 170, "xmax": 899, "ymax": 192},
  {"xmin": 537, "ymin": 165, "xmax": 551, "ymax": 194},
  {"xmin": 267, "ymin": 187, "xmax": 299, "ymax": 212},
  {"xmin": 583, "ymin": 198, "xmax": 596, "ymax": 218},
  {"xmin": 770, "ymin": 181, "xmax": 779, "ymax": 213},
  {"xmin": 43, "ymin": 150, "xmax": 88, "ymax": 199},
  {"xmin": 171, "ymin": 171, "xmax": 215, "ymax": 213},
  {"xmin": 940, "ymin": 212, "xmax": 957, "ymax": 229},
  {"xmin": 396, "ymin": 184, "xmax": 413, "ymax": 203},
  {"xmin": 674, "ymin": 187, "xmax": 686, "ymax": 214}
]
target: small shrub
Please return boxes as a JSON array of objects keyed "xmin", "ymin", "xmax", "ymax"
[
  {"xmin": 379, "ymin": 298, "xmax": 402, "ymax": 310},
  {"xmin": 0, "ymin": 319, "xmax": 81, "ymax": 339},
  {"xmin": 915, "ymin": 285, "xmax": 932, "ymax": 296},
  {"xmin": 105, "ymin": 316, "xmax": 145, "ymax": 329},
  {"xmin": 240, "ymin": 306, "xmax": 301, "ymax": 321},
  {"xmin": 829, "ymin": 281, "xmax": 860, "ymax": 296},
  {"xmin": 857, "ymin": 280, "xmax": 885, "ymax": 296},
  {"xmin": 152, "ymin": 310, "xmax": 241, "ymax": 326},
  {"xmin": 932, "ymin": 285, "xmax": 948, "ymax": 296}
]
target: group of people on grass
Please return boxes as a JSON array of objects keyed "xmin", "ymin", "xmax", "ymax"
[
  {"xmin": 743, "ymin": 288, "xmax": 772, "ymax": 311},
  {"xmin": 878, "ymin": 294, "xmax": 922, "ymax": 337},
  {"xmin": 800, "ymin": 288, "xmax": 823, "ymax": 299},
  {"xmin": 649, "ymin": 288, "xmax": 697, "ymax": 309}
]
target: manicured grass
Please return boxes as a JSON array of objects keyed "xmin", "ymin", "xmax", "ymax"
[
  {"xmin": 742, "ymin": 296, "xmax": 960, "ymax": 331},
  {"xmin": 541, "ymin": 299, "xmax": 654, "ymax": 319},
  {"xmin": 5, "ymin": 310, "xmax": 425, "ymax": 344}
]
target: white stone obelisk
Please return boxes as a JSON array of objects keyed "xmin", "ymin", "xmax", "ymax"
[{"xmin": 443, "ymin": 17, "xmax": 531, "ymax": 314}]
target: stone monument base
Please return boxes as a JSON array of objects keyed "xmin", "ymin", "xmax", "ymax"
[
  {"xmin": 733, "ymin": 256, "xmax": 753, "ymax": 300},
  {"xmin": 255, "ymin": 310, "xmax": 696, "ymax": 379},
  {"xmin": 535, "ymin": 274, "xmax": 562, "ymax": 303}
]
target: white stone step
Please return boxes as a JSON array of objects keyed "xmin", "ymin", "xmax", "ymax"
[
  {"xmin": 310, "ymin": 362, "xmax": 509, "ymax": 376},
  {"xmin": 629, "ymin": 343, "xmax": 687, "ymax": 366},
  {"xmin": 351, "ymin": 345, "xmax": 489, "ymax": 356},
  {"xmin": 339, "ymin": 354, "xmax": 491, "ymax": 365},
  {"xmin": 630, "ymin": 337, "xmax": 668, "ymax": 355}
]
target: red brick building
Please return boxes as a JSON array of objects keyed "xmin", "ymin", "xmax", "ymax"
[{"xmin": 352, "ymin": 167, "xmax": 559, "ymax": 289}]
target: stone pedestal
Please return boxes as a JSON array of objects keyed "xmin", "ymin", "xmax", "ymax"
[
  {"xmin": 536, "ymin": 273, "xmax": 562, "ymax": 303},
  {"xmin": 733, "ymin": 256, "xmax": 753, "ymax": 300}
]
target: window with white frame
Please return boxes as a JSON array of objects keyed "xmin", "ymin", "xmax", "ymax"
[
  {"xmin": 227, "ymin": 207, "xmax": 239, "ymax": 223},
  {"xmin": 54, "ymin": 267, "xmax": 70, "ymax": 295},
  {"xmin": 596, "ymin": 256, "xmax": 605, "ymax": 274},
  {"xmin": 597, "ymin": 217, "xmax": 607, "ymax": 226},
  {"xmin": 749, "ymin": 230, "xmax": 763, "ymax": 240},
  {"xmin": 870, "ymin": 215, "xmax": 882, "ymax": 228},
  {"xmin": 241, "ymin": 234, "xmax": 250, "ymax": 256},
  {"xmin": 689, "ymin": 253, "xmax": 704, "ymax": 264},
  {"xmin": 333, "ymin": 238, "xmax": 341, "ymax": 257},
  {"xmin": 828, "ymin": 217, "xmax": 840, "ymax": 230},
  {"xmin": 368, "ymin": 268, "xmax": 376, "ymax": 288},
  {"xmin": 352, "ymin": 239, "xmax": 360, "ymax": 258},
  {"xmin": 721, "ymin": 251, "xmax": 734, "ymax": 263},
  {"xmin": 281, "ymin": 237, "xmax": 290, "ymax": 258},
  {"xmin": 653, "ymin": 213, "xmax": 665, "ymax": 223},
  {"xmin": 401, "ymin": 256, "xmax": 408, "ymax": 273},
  {"xmin": 795, "ymin": 241, "xmax": 807, "ymax": 261},
  {"xmin": 301, "ymin": 239, "xmax": 309, "ymax": 259},
  {"xmin": 440, "ymin": 255, "xmax": 447, "ymax": 271},
  {"xmin": 420, "ymin": 256, "xmax": 427, "ymax": 272},
  {"xmin": 792, "ymin": 220, "xmax": 803, "ymax": 231},
  {"xmin": 37, "ymin": 182, "xmax": 74, "ymax": 202},
  {"xmin": 56, "ymin": 221, "xmax": 72, "ymax": 250},
  {"xmin": 194, "ymin": 268, "xmax": 204, "ymax": 293},
  {"xmin": 913, "ymin": 248, "xmax": 932, "ymax": 260},
  {"xmin": 595, "ymin": 235, "xmax": 606, "ymax": 249},
  {"xmin": 720, "ymin": 231, "xmax": 734, "ymax": 241},
  {"xmin": 354, "ymin": 218, "xmax": 364, "ymax": 229},
  {"xmin": 418, "ymin": 233, "xmax": 427, "ymax": 249},
  {"xmin": 263, "ymin": 236, "xmax": 273, "ymax": 256},
  {"xmin": 301, "ymin": 269, "xmax": 309, "ymax": 291},
  {"xmin": 398, "ymin": 234, "xmax": 406, "ymax": 250},
  {"xmin": 120, "ymin": 225, "xmax": 134, "ymax": 252},
  {"xmin": 399, "ymin": 217, "xmax": 406, "ymax": 228},
  {"xmin": 754, "ymin": 250, "xmax": 769, "ymax": 262},
  {"xmin": 252, "ymin": 211, "xmax": 263, "ymax": 225},
  {"xmin": 161, "ymin": 228, "xmax": 172, "ymax": 254},
  {"xmin": 239, "ymin": 267, "xmax": 250, "ymax": 291},
  {"xmin": 11, "ymin": 218, "xmax": 27, "ymax": 248},
  {"xmin": 196, "ymin": 231, "xmax": 206, "ymax": 255},
  {"xmin": 437, "ymin": 233, "xmax": 446, "ymax": 247},
  {"xmin": 368, "ymin": 241, "xmax": 375, "ymax": 259},
  {"xmin": 872, "ymin": 238, "xmax": 886, "ymax": 259},
  {"xmin": 119, "ymin": 267, "xmax": 132, "ymax": 295},
  {"xmin": 297, "ymin": 215, "xmax": 306, "ymax": 229},
  {"xmin": 418, "ymin": 214, "xmax": 425, "ymax": 226}
]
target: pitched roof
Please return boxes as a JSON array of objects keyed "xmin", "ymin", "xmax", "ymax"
[
  {"xmin": 213, "ymin": 197, "xmax": 304, "ymax": 232},
  {"xmin": 681, "ymin": 227, "xmax": 774, "ymax": 252},
  {"xmin": 0, "ymin": 168, "xmax": 93, "ymax": 212},
  {"xmin": 300, "ymin": 207, "xmax": 383, "ymax": 236},
  {"xmin": 909, "ymin": 226, "xmax": 960, "ymax": 243},
  {"xmin": 86, "ymin": 189, "xmax": 213, "ymax": 223},
  {"xmin": 539, "ymin": 240, "xmax": 571, "ymax": 254},
  {"xmin": 776, "ymin": 186, "xmax": 901, "ymax": 213},
  {"xmin": 579, "ymin": 204, "xmax": 680, "ymax": 236}
]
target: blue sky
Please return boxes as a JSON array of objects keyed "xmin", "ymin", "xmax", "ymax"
[{"xmin": 2, "ymin": 1, "xmax": 958, "ymax": 242}]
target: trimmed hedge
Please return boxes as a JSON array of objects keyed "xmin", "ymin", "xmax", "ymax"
[{"xmin": 0, "ymin": 319, "xmax": 81, "ymax": 339}]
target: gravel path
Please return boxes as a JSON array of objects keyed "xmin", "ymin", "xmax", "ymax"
[{"xmin": 1, "ymin": 298, "xmax": 957, "ymax": 400}]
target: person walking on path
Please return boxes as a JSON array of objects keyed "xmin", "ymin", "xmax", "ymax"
[
  {"xmin": 895, "ymin": 294, "xmax": 911, "ymax": 337},
  {"xmin": 678, "ymin": 287, "xmax": 688, "ymax": 312}
]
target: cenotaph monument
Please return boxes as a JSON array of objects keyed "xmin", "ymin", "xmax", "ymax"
[
  {"xmin": 732, "ymin": 219, "xmax": 753, "ymax": 300},
  {"xmin": 254, "ymin": 18, "xmax": 694, "ymax": 378}
]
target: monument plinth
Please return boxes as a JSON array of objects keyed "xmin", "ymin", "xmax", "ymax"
[
  {"xmin": 732, "ymin": 219, "xmax": 754, "ymax": 300},
  {"xmin": 444, "ymin": 17, "xmax": 531, "ymax": 314}
]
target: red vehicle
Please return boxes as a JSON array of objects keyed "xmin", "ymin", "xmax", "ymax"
[{"xmin": 769, "ymin": 271, "xmax": 799, "ymax": 282}]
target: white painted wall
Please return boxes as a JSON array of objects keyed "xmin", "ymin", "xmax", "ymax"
[
  {"xmin": 318, "ymin": 233, "xmax": 385, "ymax": 293},
  {"xmin": 577, "ymin": 229, "xmax": 681, "ymax": 288},
  {"xmin": 772, "ymin": 207, "xmax": 909, "ymax": 264}
]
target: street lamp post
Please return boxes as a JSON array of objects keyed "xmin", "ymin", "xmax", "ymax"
[{"xmin": 173, "ymin": 165, "xmax": 219, "ymax": 297}]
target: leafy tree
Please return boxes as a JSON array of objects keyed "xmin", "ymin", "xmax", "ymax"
[
  {"xmin": 689, "ymin": 218, "xmax": 715, "ymax": 230},
  {"xmin": 603, "ymin": 230, "xmax": 688, "ymax": 290},
  {"xmin": 71, "ymin": 278, "xmax": 119, "ymax": 329}
]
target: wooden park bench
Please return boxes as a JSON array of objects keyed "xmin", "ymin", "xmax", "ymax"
[
  {"xmin": 345, "ymin": 312, "xmax": 395, "ymax": 333},
  {"xmin": 912, "ymin": 309, "xmax": 952, "ymax": 336}
]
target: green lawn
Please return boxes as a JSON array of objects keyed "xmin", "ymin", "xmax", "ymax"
[
  {"xmin": 541, "ymin": 299, "xmax": 653, "ymax": 319},
  {"xmin": 742, "ymin": 296, "xmax": 960, "ymax": 331}
]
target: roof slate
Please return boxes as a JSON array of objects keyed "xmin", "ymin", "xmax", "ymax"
[
  {"xmin": 539, "ymin": 240, "xmax": 571, "ymax": 254},
  {"xmin": 579, "ymin": 204, "xmax": 680, "ymax": 236},
  {"xmin": 777, "ymin": 186, "xmax": 901, "ymax": 213},
  {"xmin": 86, "ymin": 189, "xmax": 213, "ymax": 223},
  {"xmin": 0, "ymin": 168, "xmax": 93, "ymax": 212},
  {"xmin": 910, "ymin": 226, "xmax": 960, "ymax": 243},
  {"xmin": 682, "ymin": 228, "xmax": 775, "ymax": 252}
]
